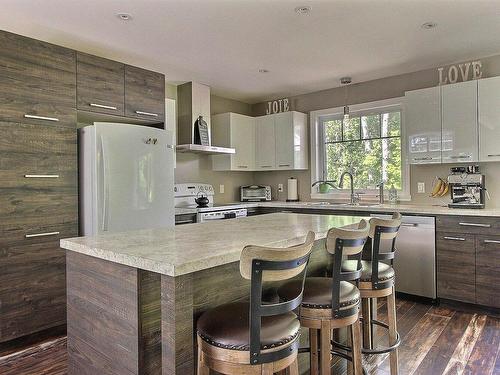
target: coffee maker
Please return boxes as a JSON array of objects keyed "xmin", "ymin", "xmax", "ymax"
[{"xmin": 447, "ymin": 166, "xmax": 486, "ymax": 209}]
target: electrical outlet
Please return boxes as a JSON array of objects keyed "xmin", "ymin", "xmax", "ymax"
[
  {"xmin": 417, "ymin": 182, "xmax": 425, "ymax": 194},
  {"xmin": 219, "ymin": 184, "xmax": 224, "ymax": 194},
  {"xmin": 278, "ymin": 184, "xmax": 284, "ymax": 193}
]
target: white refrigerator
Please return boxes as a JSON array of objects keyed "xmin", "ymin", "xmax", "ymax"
[{"xmin": 79, "ymin": 123, "xmax": 175, "ymax": 235}]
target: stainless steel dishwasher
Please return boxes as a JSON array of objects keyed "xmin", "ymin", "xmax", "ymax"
[{"xmin": 370, "ymin": 214, "xmax": 436, "ymax": 299}]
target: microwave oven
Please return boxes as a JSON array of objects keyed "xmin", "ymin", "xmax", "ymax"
[{"xmin": 240, "ymin": 185, "xmax": 272, "ymax": 202}]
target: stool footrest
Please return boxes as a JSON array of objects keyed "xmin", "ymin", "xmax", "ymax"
[{"xmin": 360, "ymin": 318, "xmax": 401, "ymax": 355}]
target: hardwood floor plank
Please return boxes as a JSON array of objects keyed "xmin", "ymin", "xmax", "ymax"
[
  {"xmin": 441, "ymin": 314, "xmax": 487, "ymax": 375},
  {"xmin": 377, "ymin": 308, "xmax": 451, "ymax": 374},
  {"xmin": 464, "ymin": 316, "xmax": 500, "ymax": 375},
  {"xmin": 413, "ymin": 312, "xmax": 473, "ymax": 375}
]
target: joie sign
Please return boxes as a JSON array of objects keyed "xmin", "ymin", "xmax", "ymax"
[
  {"xmin": 438, "ymin": 60, "xmax": 483, "ymax": 85},
  {"xmin": 266, "ymin": 98, "xmax": 290, "ymax": 114}
]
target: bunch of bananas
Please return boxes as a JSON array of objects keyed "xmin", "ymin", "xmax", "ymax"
[{"xmin": 431, "ymin": 177, "xmax": 449, "ymax": 197}]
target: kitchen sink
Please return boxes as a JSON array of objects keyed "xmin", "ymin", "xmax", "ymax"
[{"xmin": 335, "ymin": 202, "xmax": 382, "ymax": 207}]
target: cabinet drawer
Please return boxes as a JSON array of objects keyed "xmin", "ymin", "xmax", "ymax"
[
  {"xmin": 0, "ymin": 31, "xmax": 76, "ymax": 127},
  {"xmin": 0, "ymin": 222, "xmax": 76, "ymax": 341},
  {"xmin": 436, "ymin": 232, "xmax": 475, "ymax": 303},
  {"xmin": 125, "ymin": 65, "xmax": 165, "ymax": 121},
  {"xmin": 77, "ymin": 52, "xmax": 125, "ymax": 115},
  {"xmin": 0, "ymin": 122, "xmax": 77, "ymax": 188},
  {"xmin": 475, "ymin": 235, "xmax": 500, "ymax": 308},
  {"xmin": 436, "ymin": 215, "xmax": 499, "ymax": 235}
]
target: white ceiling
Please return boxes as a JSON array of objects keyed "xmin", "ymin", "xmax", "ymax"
[{"xmin": 1, "ymin": 0, "xmax": 500, "ymax": 103}]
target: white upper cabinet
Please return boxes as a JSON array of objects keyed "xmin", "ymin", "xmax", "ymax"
[
  {"xmin": 211, "ymin": 113, "xmax": 255, "ymax": 171},
  {"xmin": 255, "ymin": 115, "xmax": 276, "ymax": 170},
  {"xmin": 275, "ymin": 111, "xmax": 308, "ymax": 170},
  {"xmin": 442, "ymin": 80, "xmax": 478, "ymax": 163},
  {"xmin": 405, "ymin": 86, "xmax": 442, "ymax": 164},
  {"xmin": 479, "ymin": 76, "xmax": 500, "ymax": 162}
]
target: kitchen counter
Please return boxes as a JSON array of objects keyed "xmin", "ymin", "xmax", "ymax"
[
  {"xmin": 61, "ymin": 213, "xmax": 365, "ymax": 375},
  {"xmin": 176, "ymin": 201, "xmax": 500, "ymax": 217},
  {"xmin": 61, "ymin": 213, "xmax": 364, "ymax": 277}
]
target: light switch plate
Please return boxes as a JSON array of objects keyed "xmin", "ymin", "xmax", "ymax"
[
  {"xmin": 219, "ymin": 184, "xmax": 224, "ymax": 194},
  {"xmin": 278, "ymin": 184, "xmax": 284, "ymax": 193},
  {"xmin": 417, "ymin": 182, "xmax": 425, "ymax": 194}
]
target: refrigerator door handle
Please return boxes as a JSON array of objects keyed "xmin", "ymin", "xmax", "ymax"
[{"xmin": 100, "ymin": 137, "xmax": 110, "ymax": 232}]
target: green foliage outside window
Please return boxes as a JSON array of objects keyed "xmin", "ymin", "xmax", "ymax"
[{"xmin": 323, "ymin": 111, "xmax": 402, "ymax": 190}]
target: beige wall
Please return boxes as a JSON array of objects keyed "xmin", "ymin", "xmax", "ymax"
[
  {"xmin": 252, "ymin": 54, "xmax": 500, "ymax": 208},
  {"xmin": 174, "ymin": 92, "xmax": 255, "ymax": 203}
]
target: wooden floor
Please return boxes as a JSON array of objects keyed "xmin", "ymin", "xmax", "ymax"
[{"xmin": 0, "ymin": 298, "xmax": 499, "ymax": 375}]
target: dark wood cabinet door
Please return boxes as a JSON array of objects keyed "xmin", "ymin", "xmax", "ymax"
[
  {"xmin": 436, "ymin": 232, "xmax": 476, "ymax": 303},
  {"xmin": 0, "ymin": 31, "xmax": 76, "ymax": 127},
  {"xmin": 0, "ymin": 222, "xmax": 77, "ymax": 342},
  {"xmin": 476, "ymin": 235, "xmax": 500, "ymax": 308},
  {"xmin": 77, "ymin": 52, "xmax": 125, "ymax": 115},
  {"xmin": 125, "ymin": 65, "xmax": 165, "ymax": 121},
  {"xmin": 436, "ymin": 215, "xmax": 499, "ymax": 236}
]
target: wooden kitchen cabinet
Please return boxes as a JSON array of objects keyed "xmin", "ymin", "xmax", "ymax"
[
  {"xmin": 441, "ymin": 80, "xmax": 478, "ymax": 163},
  {"xmin": 475, "ymin": 235, "xmax": 500, "ymax": 308},
  {"xmin": 212, "ymin": 112, "xmax": 256, "ymax": 170},
  {"xmin": 77, "ymin": 52, "xmax": 125, "ymax": 116},
  {"xmin": 255, "ymin": 114, "xmax": 276, "ymax": 170},
  {"xmin": 436, "ymin": 232, "xmax": 476, "ymax": 304},
  {"xmin": 478, "ymin": 76, "xmax": 500, "ymax": 162},
  {"xmin": 0, "ymin": 30, "xmax": 76, "ymax": 128},
  {"xmin": 405, "ymin": 86, "xmax": 442, "ymax": 164},
  {"xmin": 125, "ymin": 65, "xmax": 165, "ymax": 121}
]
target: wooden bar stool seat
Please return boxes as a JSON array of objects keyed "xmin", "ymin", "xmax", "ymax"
[
  {"xmin": 196, "ymin": 232, "xmax": 316, "ymax": 375},
  {"xmin": 277, "ymin": 220, "xmax": 370, "ymax": 375}
]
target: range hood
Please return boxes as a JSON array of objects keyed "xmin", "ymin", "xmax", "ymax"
[{"xmin": 176, "ymin": 81, "xmax": 235, "ymax": 155}]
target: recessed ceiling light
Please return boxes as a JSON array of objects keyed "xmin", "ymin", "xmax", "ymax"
[
  {"xmin": 295, "ymin": 6, "xmax": 311, "ymax": 15},
  {"xmin": 258, "ymin": 69, "xmax": 269, "ymax": 73},
  {"xmin": 116, "ymin": 13, "xmax": 132, "ymax": 21},
  {"xmin": 421, "ymin": 22, "xmax": 437, "ymax": 30}
]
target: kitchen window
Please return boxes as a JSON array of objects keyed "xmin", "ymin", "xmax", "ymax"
[{"xmin": 310, "ymin": 98, "xmax": 410, "ymax": 199}]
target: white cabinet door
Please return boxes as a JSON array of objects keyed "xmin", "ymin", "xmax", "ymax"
[
  {"xmin": 479, "ymin": 76, "xmax": 500, "ymax": 162},
  {"xmin": 442, "ymin": 81, "xmax": 478, "ymax": 163},
  {"xmin": 405, "ymin": 86, "xmax": 442, "ymax": 164},
  {"xmin": 255, "ymin": 115, "xmax": 276, "ymax": 170},
  {"xmin": 275, "ymin": 112, "xmax": 295, "ymax": 169},
  {"xmin": 230, "ymin": 113, "xmax": 255, "ymax": 170}
]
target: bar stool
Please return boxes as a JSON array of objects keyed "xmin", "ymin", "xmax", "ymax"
[
  {"xmin": 277, "ymin": 220, "xmax": 370, "ymax": 375},
  {"xmin": 342, "ymin": 212, "xmax": 402, "ymax": 375},
  {"xmin": 196, "ymin": 232, "xmax": 316, "ymax": 375}
]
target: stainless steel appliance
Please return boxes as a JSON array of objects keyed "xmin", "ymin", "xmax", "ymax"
[
  {"xmin": 240, "ymin": 185, "xmax": 272, "ymax": 202},
  {"xmin": 80, "ymin": 123, "xmax": 175, "ymax": 235},
  {"xmin": 448, "ymin": 169, "xmax": 486, "ymax": 209},
  {"xmin": 370, "ymin": 214, "xmax": 436, "ymax": 299},
  {"xmin": 198, "ymin": 208, "xmax": 247, "ymax": 222}
]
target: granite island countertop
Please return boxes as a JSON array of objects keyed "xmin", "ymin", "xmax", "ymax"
[{"xmin": 61, "ymin": 213, "xmax": 366, "ymax": 277}]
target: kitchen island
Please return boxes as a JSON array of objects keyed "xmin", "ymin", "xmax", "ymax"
[{"xmin": 60, "ymin": 213, "xmax": 366, "ymax": 375}]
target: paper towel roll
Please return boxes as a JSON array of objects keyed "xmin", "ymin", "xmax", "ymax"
[{"xmin": 287, "ymin": 177, "xmax": 298, "ymax": 201}]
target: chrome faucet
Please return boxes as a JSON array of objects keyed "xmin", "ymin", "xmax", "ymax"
[
  {"xmin": 377, "ymin": 182, "xmax": 385, "ymax": 204},
  {"xmin": 339, "ymin": 171, "xmax": 356, "ymax": 205}
]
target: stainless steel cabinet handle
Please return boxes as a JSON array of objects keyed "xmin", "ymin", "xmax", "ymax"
[
  {"xmin": 443, "ymin": 236, "xmax": 465, "ymax": 241},
  {"xmin": 90, "ymin": 103, "xmax": 117, "ymax": 110},
  {"xmin": 24, "ymin": 174, "xmax": 59, "ymax": 178},
  {"xmin": 484, "ymin": 239, "xmax": 500, "ymax": 244},
  {"xmin": 25, "ymin": 231, "xmax": 60, "ymax": 238},
  {"xmin": 175, "ymin": 220, "xmax": 195, "ymax": 224},
  {"xmin": 24, "ymin": 114, "xmax": 59, "ymax": 122},
  {"xmin": 135, "ymin": 110, "xmax": 159, "ymax": 117},
  {"xmin": 401, "ymin": 223, "xmax": 418, "ymax": 227},
  {"xmin": 449, "ymin": 155, "xmax": 471, "ymax": 159},
  {"xmin": 238, "ymin": 165, "xmax": 248, "ymax": 168},
  {"xmin": 260, "ymin": 165, "xmax": 273, "ymax": 168},
  {"xmin": 487, "ymin": 154, "xmax": 500, "ymax": 157},
  {"xmin": 413, "ymin": 157, "xmax": 433, "ymax": 161},
  {"xmin": 279, "ymin": 164, "xmax": 291, "ymax": 167},
  {"xmin": 459, "ymin": 222, "xmax": 491, "ymax": 228}
]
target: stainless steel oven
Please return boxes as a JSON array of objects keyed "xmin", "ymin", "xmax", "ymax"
[{"xmin": 197, "ymin": 208, "xmax": 248, "ymax": 222}]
